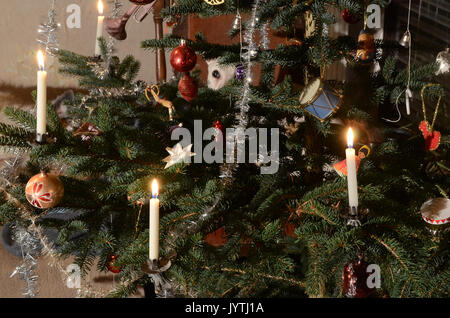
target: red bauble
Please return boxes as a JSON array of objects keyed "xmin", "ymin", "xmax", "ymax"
[
  {"xmin": 342, "ymin": 9, "xmax": 361, "ymax": 24},
  {"xmin": 106, "ymin": 254, "xmax": 121, "ymax": 274},
  {"xmin": 170, "ymin": 43, "xmax": 197, "ymax": 73},
  {"xmin": 178, "ymin": 73, "xmax": 198, "ymax": 102},
  {"xmin": 342, "ymin": 256, "xmax": 375, "ymax": 298}
]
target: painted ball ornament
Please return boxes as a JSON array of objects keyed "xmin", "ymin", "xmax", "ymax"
[
  {"xmin": 178, "ymin": 73, "xmax": 198, "ymax": 102},
  {"xmin": 25, "ymin": 172, "xmax": 64, "ymax": 209},
  {"xmin": 170, "ymin": 42, "xmax": 197, "ymax": 73}
]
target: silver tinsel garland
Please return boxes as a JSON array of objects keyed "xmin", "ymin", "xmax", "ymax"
[
  {"xmin": 10, "ymin": 226, "xmax": 41, "ymax": 298},
  {"xmin": 107, "ymin": 1, "xmax": 124, "ymax": 57},
  {"xmin": 220, "ymin": 0, "xmax": 264, "ymax": 182},
  {"xmin": 37, "ymin": 0, "xmax": 60, "ymax": 55}
]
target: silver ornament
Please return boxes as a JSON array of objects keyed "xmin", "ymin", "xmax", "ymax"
[
  {"xmin": 435, "ymin": 48, "xmax": 450, "ymax": 75},
  {"xmin": 399, "ymin": 30, "xmax": 410, "ymax": 48},
  {"xmin": 37, "ymin": 0, "xmax": 60, "ymax": 56},
  {"xmin": 232, "ymin": 11, "xmax": 241, "ymax": 31}
]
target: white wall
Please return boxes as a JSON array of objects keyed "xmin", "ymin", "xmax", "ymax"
[{"xmin": 0, "ymin": 0, "xmax": 170, "ymax": 87}]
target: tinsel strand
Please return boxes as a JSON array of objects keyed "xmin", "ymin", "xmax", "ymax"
[{"xmin": 37, "ymin": 0, "xmax": 60, "ymax": 55}]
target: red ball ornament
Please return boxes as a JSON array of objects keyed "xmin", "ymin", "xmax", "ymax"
[
  {"xmin": 106, "ymin": 254, "xmax": 121, "ymax": 274},
  {"xmin": 342, "ymin": 255, "xmax": 375, "ymax": 298},
  {"xmin": 25, "ymin": 171, "xmax": 64, "ymax": 209},
  {"xmin": 342, "ymin": 9, "xmax": 361, "ymax": 24},
  {"xmin": 178, "ymin": 73, "xmax": 198, "ymax": 102},
  {"xmin": 170, "ymin": 42, "xmax": 197, "ymax": 73}
]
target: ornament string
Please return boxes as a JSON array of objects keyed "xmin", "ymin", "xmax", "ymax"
[
  {"xmin": 383, "ymin": 0, "xmax": 413, "ymax": 123},
  {"xmin": 405, "ymin": 0, "xmax": 412, "ymax": 115},
  {"xmin": 421, "ymin": 83, "xmax": 441, "ymax": 131},
  {"xmin": 382, "ymin": 89, "xmax": 404, "ymax": 123}
]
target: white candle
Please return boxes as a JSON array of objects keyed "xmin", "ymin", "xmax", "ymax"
[
  {"xmin": 149, "ymin": 179, "xmax": 160, "ymax": 261},
  {"xmin": 346, "ymin": 128, "xmax": 358, "ymax": 208},
  {"xmin": 95, "ymin": 0, "xmax": 105, "ymax": 56},
  {"xmin": 36, "ymin": 50, "xmax": 47, "ymax": 142}
]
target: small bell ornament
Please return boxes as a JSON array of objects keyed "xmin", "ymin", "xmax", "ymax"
[
  {"xmin": 399, "ymin": 30, "xmax": 411, "ymax": 48},
  {"xmin": 435, "ymin": 48, "xmax": 450, "ymax": 75},
  {"xmin": 231, "ymin": 11, "xmax": 241, "ymax": 31}
]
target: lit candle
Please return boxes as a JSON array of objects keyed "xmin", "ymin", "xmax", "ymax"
[
  {"xmin": 95, "ymin": 0, "xmax": 105, "ymax": 56},
  {"xmin": 36, "ymin": 50, "xmax": 47, "ymax": 142},
  {"xmin": 346, "ymin": 128, "xmax": 358, "ymax": 208},
  {"xmin": 149, "ymin": 179, "xmax": 160, "ymax": 261}
]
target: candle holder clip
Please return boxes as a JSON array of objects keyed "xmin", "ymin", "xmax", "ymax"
[
  {"xmin": 344, "ymin": 206, "xmax": 369, "ymax": 227},
  {"xmin": 142, "ymin": 258, "xmax": 173, "ymax": 298},
  {"xmin": 35, "ymin": 133, "xmax": 49, "ymax": 144}
]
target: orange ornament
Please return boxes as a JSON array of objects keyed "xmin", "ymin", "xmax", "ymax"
[{"xmin": 25, "ymin": 172, "xmax": 64, "ymax": 209}]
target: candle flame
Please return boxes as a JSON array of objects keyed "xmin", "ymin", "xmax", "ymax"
[
  {"xmin": 151, "ymin": 179, "xmax": 159, "ymax": 198},
  {"xmin": 37, "ymin": 50, "xmax": 45, "ymax": 71},
  {"xmin": 347, "ymin": 128, "xmax": 354, "ymax": 148},
  {"xmin": 97, "ymin": 0, "xmax": 104, "ymax": 15}
]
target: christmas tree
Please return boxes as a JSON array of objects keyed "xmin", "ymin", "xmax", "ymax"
[{"xmin": 0, "ymin": 0, "xmax": 448, "ymax": 298}]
